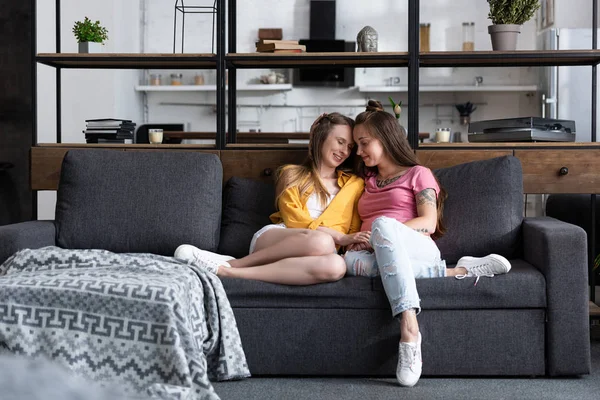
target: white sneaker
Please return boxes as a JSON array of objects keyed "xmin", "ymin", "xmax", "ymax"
[
  {"xmin": 396, "ymin": 332, "xmax": 422, "ymax": 387},
  {"xmin": 455, "ymin": 253, "xmax": 511, "ymax": 285},
  {"xmin": 174, "ymin": 244, "xmax": 233, "ymax": 270}
]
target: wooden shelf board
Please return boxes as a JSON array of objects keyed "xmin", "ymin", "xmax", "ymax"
[
  {"xmin": 224, "ymin": 143, "xmax": 310, "ymax": 149},
  {"xmin": 163, "ymin": 132, "xmax": 309, "ymax": 140},
  {"xmin": 226, "ymin": 52, "xmax": 410, "ymax": 68},
  {"xmin": 420, "ymin": 50, "xmax": 600, "ymax": 67},
  {"xmin": 34, "ymin": 143, "xmax": 217, "ymax": 149},
  {"xmin": 418, "ymin": 142, "xmax": 600, "ymax": 149},
  {"xmin": 36, "ymin": 53, "xmax": 217, "ymax": 69}
]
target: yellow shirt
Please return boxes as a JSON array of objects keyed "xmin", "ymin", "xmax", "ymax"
[{"xmin": 270, "ymin": 170, "xmax": 365, "ymax": 235}]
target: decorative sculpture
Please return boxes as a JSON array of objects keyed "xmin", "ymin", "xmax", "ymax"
[{"xmin": 357, "ymin": 26, "xmax": 378, "ymax": 52}]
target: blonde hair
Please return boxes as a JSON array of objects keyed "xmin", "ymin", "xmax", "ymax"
[
  {"xmin": 275, "ymin": 112, "xmax": 355, "ymax": 208},
  {"xmin": 355, "ymin": 100, "xmax": 447, "ymax": 239}
]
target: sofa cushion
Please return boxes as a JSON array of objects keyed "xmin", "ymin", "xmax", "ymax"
[
  {"xmin": 222, "ymin": 259, "xmax": 546, "ymax": 310},
  {"xmin": 55, "ymin": 150, "xmax": 222, "ymax": 255},
  {"xmin": 433, "ymin": 156, "xmax": 524, "ymax": 264},
  {"xmin": 218, "ymin": 177, "xmax": 276, "ymax": 258}
]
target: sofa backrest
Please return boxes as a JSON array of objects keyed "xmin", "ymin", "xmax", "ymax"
[
  {"xmin": 218, "ymin": 176, "xmax": 275, "ymax": 258},
  {"xmin": 219, "ymin": 156, "xmax": 524, "ymax": 263},
  {"xmin": 433, "ymin": 155, "xmax": 524, "ymax": 264},
  {"xmin": 55, "ymin": 150, "xmax": 222, "ymax": 255}
]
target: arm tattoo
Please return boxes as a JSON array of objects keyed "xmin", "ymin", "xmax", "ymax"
[
  {"xmin": 416, "ymin": 188, "xmax": 437, "ymax": 207},
  {"xmin": 413, "ymin": 228, "xmax": 429, "ymax": 233}
]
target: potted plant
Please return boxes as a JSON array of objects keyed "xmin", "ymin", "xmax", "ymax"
[
  {"xmin": 455, "ymin": 102, "xmax": 477, "ymax": 125},
  {"xmin": 72, "ymin": 17, "xmax": 109, "ymax": 53},
  {"xmin": 487, "ymin": 0, "xmax": 540, "ymax": 51}
]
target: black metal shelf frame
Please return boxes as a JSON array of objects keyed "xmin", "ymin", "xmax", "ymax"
[{"xmin": 33, "ymin": 0, "xmax": 599, "ymax": 300}]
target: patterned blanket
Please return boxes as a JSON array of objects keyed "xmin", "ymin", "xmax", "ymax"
[{"xmin": 0, "ymin": 247, "xmax": 250, "ymax": 400}]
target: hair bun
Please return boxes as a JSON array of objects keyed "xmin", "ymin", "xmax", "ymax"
[{"xmin": 366, "ymin": 99, "xmax": 384, "ymax": 112}]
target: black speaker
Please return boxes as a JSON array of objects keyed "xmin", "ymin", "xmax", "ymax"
[{"xmin": 310, "ymin": 0, "xmax": 336, "ymax": 40}]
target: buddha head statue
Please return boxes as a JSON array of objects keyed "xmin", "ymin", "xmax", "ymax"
[{"xmin": 357, "ymin": 25, "xmax": 378, "ymax": 52}]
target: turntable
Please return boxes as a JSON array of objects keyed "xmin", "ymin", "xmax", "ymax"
[{"xmin": 468, "ymin": 117, "xmax": 576, "ymax": 142}]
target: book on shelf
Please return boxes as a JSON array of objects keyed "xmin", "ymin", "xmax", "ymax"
[
  {"xmin": 85, "ymin": 119, "xmax": 135, "ymax": 129},
  {"xmin": 256, "ymin": 39, "xmax": 299, "ymax": 45},
  {"xmin": 82, "ymin": 127, "xmax": 133, "ymax": 135},
  {"xmin": 256, "ymin": 42, "xmax": 306, "ymax": 52},
  {"xmin": 85, "ymin": 118, "xmax": 133, "ymax": 123},
  {"xmin": 86, "ymin": 138, "xmax": 133, "ymax": 144},
  {"xmin": 271, "ymin": 49, "xmax": 304, "ymax": 54},
  {"xmin": 84, "ymin": 132, "xmax": 133, "ymax": 138}
]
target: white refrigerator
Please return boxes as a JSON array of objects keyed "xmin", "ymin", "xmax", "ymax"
[{"xmin": 538, "ymin": 28, "xmax": 600, "ymax": 142}]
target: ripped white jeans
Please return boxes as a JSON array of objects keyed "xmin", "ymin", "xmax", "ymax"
[{"xmin": 344, "ymin": 216, "xmax": 446, "ymax": 317}]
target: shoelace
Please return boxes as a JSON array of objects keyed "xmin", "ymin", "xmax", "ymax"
[
  {"xmin": 188, "ymin": 256, "xmax": 219, "ymax": 274},
  {"xmin": 399, "ymin": 343, "xmax": 419, "ymax": 371},
  {"xmin": 455, "ymin": 263, "xmax": 495, "ymax": 286}
]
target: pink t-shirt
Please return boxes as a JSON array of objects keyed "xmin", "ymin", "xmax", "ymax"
[{"xmin": 358, "ymin": 166, "xmax": 440, "ymax": 232}]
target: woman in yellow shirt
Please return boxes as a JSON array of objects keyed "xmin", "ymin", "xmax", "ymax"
[{"xmin": 175, "ymin": 112, "xmax": 368, "ymax": 284}]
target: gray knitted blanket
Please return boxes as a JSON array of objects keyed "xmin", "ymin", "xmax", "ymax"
[{"xmin": 0, "ymin": 247, "xmax": 250, "ymax": 399}]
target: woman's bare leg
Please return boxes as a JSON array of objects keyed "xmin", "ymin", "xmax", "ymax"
[
  {"xmin": 400, "ymin": 309, "xmax": 419, "ymax": 343},
  {"xmin": 219, "ymin": 253, "xmax": 346, "ymax": 285},
  {"xmin": 229, "ymin": 229, "xmax": 336, "ymax": 269},
  {"xmin": 446, "ymin": 267, "xmax": 467, "ymax": 277}
]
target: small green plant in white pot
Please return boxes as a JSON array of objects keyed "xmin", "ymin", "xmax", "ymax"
[
  {"xmin": 73, "ymin": 17, "xmax": 108, "ymax": 53},
  {"xmin": 487, "ymin": 0, "xmax": 540, "ymax": 51}
]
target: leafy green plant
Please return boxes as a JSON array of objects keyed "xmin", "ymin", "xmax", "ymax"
[
  {"xmin": 72, "ymin": 17, "xmax": 109, "ymax": 44},
  {"xmin": 487, "ymin": 0, "xmax": 541, "ymax": 25},
  {"xmin": 388, "ymin": 97, "xmax": 402, "ymax": 119}
]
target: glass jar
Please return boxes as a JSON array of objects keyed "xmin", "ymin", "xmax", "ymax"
[
  {"xmin": 194, "ymin": 73, "xmax": 205, "ymax": 85},
  {"xmin": 149, "ymin": 74, "xmax": 162, "ymax": 86},
  {"xmin": 435, "ymin": 127, "xmax": 451, "ymax": 143},
  {"xmin": 420, "ymin": 23, "xmax": 431, "ymax": 52},
  {"xmin": 462, "ymin": 22, "xmax": 475, "ymax": 51},
  {"xmin": 170, "ymin": 73, "xmax": 183, "ymax": 86}
]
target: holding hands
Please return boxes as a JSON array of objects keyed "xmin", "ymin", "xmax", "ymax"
[{"xmin": 342, "ymin": 231, "xmax": 372, "ymax": 251}]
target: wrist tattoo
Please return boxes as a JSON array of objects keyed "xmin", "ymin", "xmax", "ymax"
[{"xmin": 413, "ymin": 228, "xmax": 429, "ymax": 233}]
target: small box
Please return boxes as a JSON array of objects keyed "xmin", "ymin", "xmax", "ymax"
[{"xmin": 258, "ymin": 28, "xmax": 283, "ymax": 40}]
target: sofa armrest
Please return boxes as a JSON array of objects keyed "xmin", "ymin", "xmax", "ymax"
[
  {"xmin": 523, "ymin": 216, "xmax": 591, "ymax": 376},
  {"xmin": 0, "ymin": 221, "xmax": 56, "ymax": 265}
]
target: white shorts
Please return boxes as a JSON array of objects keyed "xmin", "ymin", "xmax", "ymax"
[{"xmin": 249, "ymin": 223, "xmax": 286, "ymax": 254}]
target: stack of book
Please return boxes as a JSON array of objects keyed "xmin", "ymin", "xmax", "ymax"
[
  {"xmin": 83, "ymin": 119, "xmax": 136, "ymax": 144},
  {"xmin": 255, "ymin": 39, "xmax": 306, "ymax": 54}
]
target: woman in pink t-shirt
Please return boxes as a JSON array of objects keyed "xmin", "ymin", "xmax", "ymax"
[{"xmin": 344, "ymin": 100, "xmax": 511, "ymax": 388}]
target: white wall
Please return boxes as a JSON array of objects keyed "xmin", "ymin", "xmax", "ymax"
[
  {"xmin": 552, "ymin": 0, "xmax": 598, "ymax": 29},
  {"xmin": 36, "ymin": 0, "xmax": 546, "ymax": 219}
]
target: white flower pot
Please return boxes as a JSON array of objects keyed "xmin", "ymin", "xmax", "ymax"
[
  {"xmin": 78, "ymin": 42, "xmax": 103, "ymax": 54},
  {"xmin": 488, "ymin": 24, "xmax": 521, "ymax": 51}
]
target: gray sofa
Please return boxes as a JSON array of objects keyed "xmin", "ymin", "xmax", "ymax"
[{"xmin": 0, "ymin": 149, "xmax": 591, "ymax": 377}]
